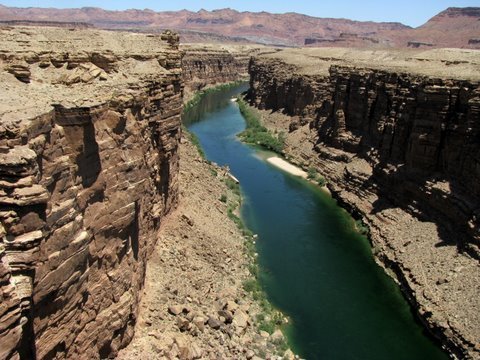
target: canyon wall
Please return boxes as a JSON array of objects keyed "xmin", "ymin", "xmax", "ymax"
[
  {"xmin": 247, "ymin": 49, "xmax": 480, "ymax": 358},
  {"xmin": 182, "ymin": 46, "xmax": 247, "ymax": 92},
  {"xmin": 0, "ymin": 27, "xmax": 182, "ymax": 359},
  {"xmin": 181, "ymin": 44, "xmax": 270, "ymax": 97}
]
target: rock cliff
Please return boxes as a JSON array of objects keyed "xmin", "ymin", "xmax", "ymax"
[
  {"xmin": 0, "ymin": 27, "xmax": 182, "ymax": 359},
  {"xmin": 182, "ymin": 45, "xmax": 247, "ymax": 92},
  {"xmin": 247, "ymin": 48, "xmax": 480, "ymax": 358},
  {"xmin": 181, "ymin": 44, "xmax": 265, "ymax": 97}
]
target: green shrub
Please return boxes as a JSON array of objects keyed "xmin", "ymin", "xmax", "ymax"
[
  {"xmin": 274, "ymin": 337, "xmax": 289, "ymax": 355},
  {"xmin": 307, "ymin": 167, "xmax": 317, "ymax": 180},
  {"xmin": 237, "ymin": 98, "xmax": 285, "ymax": 154},
  {"xmin": 243, "ymin": 279, "xmax": 259, "ymax": 293},
  {"xmin": 182, "ymin": 126, "xmax": 205, "ymax": 158},
  {"xmin": 220, "ymin": 194, "xmax": 227, "ymax": 203},
  {"xmin": 355, "ymin": 219, "xmax": 370, "ymax": 236},
  {"xmin": 224, "ymin": 178, "xmax": 240, "ymax": 196},
  {"xmin": 307, "ymin": 166, "xmax": 327, "ymax": 187},
  {"xmin": 317, "ymin": 176, "xmax": 326, "ymax": 187},
  {"xmin": 258, "ymin": 320, "xmax": 276, "ymax": 334}
]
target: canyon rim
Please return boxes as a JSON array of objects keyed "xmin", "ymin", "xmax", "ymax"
[{"xmin": 0, "ymin": 3, "xmax": 479, "ymax": 360}]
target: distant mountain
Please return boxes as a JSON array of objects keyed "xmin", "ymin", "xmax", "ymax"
[
  {"xmin": 0, "ymin": 5, "xmax": 478, "ymax": 48},
  {"xmin": 403, "ymin": 7, "xmax": 480, "ymax": 48}
]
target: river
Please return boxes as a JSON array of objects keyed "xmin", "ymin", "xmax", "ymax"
[{"xmin": 182, "ymin": 84, "xmax": 448, "ymax": 360}]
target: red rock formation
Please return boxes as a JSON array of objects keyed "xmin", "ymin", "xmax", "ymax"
[
  {"xmin": 0, "ymin": 20, "xmax": 93, "ymax": 28},
  {"xmin": 0, "ymin": 27, "xmax": 182, "ymax": 359},
  {"xmin": 0, "ymin": 5, "xmax": 478, "ymax": 48},
  {"xmin": 392, "ymin": 7, "xmax": 480, "ymax": 49}
]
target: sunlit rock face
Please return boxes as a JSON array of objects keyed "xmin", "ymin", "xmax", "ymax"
[
  {"xmin": 0, "ymin": 27, "xmax": 182, "ymax": 359},
  {"xmin": 247, "ymin": 49, "xmax": 480, "ymax": 359}
]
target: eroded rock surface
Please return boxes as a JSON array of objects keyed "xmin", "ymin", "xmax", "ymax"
[
  {"xmin": 0, "ymin": 26, "xmax": 182, "ymax": 359},
  {"xmin": 181, "ymin": 44, "xmax": 269, "ymax": 100},
  {"xmin": 247, "ymin": 48, "xmax": 480, "ymax": 359},
  {"xmin": 182, "ymin": 45, "xmax": 247, "ymax": 91}
]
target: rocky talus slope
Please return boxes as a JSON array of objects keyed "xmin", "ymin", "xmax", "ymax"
[
  {"xmin": 118, "ymin": 137, "xmax": 291, "ymax": 360},
  {"xmin": 0, "ymin": 27, "xmax": 182, "ymax": 359},
  {"xmin": 247, "ymin": 48, "xmax": 480, "ymax": 359}
]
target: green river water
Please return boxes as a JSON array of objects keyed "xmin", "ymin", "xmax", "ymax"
[{"xmin": 183, "ymin": 84, "xmax": 449, "ymax": 360}]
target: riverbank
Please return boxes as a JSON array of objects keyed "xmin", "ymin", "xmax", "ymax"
[
  {"xmin": 184, "ymin": 80, "xmax": 248, "ymax": 108},
  {"xmin": 266, "ymin": 157, "xmax": 307, "ymax": 178},
  {"xmin": 118, "ymin": 136, "xmax": 294, "ymax": 359},
  {"xmin": 243, "ymin": 101, "xmax": 479, "ymax": 359},
  {"xmin": 117, "ymin": 81, "xmax": 296, "ymax": 359}
]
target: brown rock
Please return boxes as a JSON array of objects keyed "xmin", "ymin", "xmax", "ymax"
[
  {"xmin": 218, "ymin": 309, "xmax": 233, "ymax": 324},
  {"xmin": 7, "ymin": 63, "xmax": 31, "ymax": 83},
  {"xmin": 207, "ymin": 316, "xmax": 222, "ymax": 330},
  {"xmin": 181, "ymin": 214, "xmax": 195, "ymax": 227},
  {"xmin": 0, "ymin": 26, "xmax": 182, "ymax": 360},
  {"xmin": 176, "ymin": 317, "xmax": 191, "ymax": 332},
  {"xmin": 192, "ymin": 316, "xmax": 207, "ymax": 332},
  {"xmin": 271, "ymin": 329, "xmax": 285, "ymax": 343},
  {"xmin": 168, "ymin": 305, "xmax": 184, "ymax": 316},
  {"xmin": 174, "ymin": 335, "xmax": 203, "ymax": 360},
  {"xmin": 223, "ymin": 300, "xmax": 239, "ymax": 313},
  {"xmin": 232, "ymin": 310, "xmax": 249, "ymax": 329},
  {"xmin": 283, "ymin": 349, "xmax": 295, "ymax": 360}
]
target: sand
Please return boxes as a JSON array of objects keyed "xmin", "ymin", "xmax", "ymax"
[{"xmin": 266, "ymin": 156, "xmax": 308, "ymax": 178}]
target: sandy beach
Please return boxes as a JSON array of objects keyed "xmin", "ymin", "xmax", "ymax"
[{"xmin": 266, "ymin": 156, "xmax": 308, "ymax": 178}]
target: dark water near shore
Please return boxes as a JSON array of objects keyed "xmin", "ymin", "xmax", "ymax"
[{"xmin": 183, "ymin": 84, "xmax": 448, "ymax": 360}]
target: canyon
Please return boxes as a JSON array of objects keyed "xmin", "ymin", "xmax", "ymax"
[
  {"xmin": 246, "ymin": 48, "xmax": 480, "ymax": 359},
  {"xmin": 0, "ymin": 14, "xmax": 479, "ymax": 360},
  {"xmin": 181, "ymin": 44, "xmax": 252, "ymax": 97},
  {"xmin": 0, "ymin": 6, "xmax": 479, "ymax": 48},
  {"xmin": 0, "ymin": 25, "xmax": 287, "ymax": 360}
]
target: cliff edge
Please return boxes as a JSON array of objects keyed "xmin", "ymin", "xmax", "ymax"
[
  {"xmin": 0, "ymin": 26, "xmax": 182, "ymax": 359},
  {"xmin": 247, "ymin": 48, "xmax": 480, "ymax": 359}
]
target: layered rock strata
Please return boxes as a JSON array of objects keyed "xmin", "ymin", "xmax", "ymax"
[
  {"xmin": 181, "ymin": 44, "xmax": 268, "ymax": 98},
  {"xmin": 0, "ymin": 27, "xmax": 182, "ymax": 359},
  {"xmin": 182, "ymin": 46, "xmax": 246, "ymax": 91},
  {"xmin": 247, "ymin": 48, "xmax": 480, "ymax": 359}
]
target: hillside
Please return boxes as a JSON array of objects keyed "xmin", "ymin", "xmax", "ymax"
[{"xmin": 0, "ymin": 5, "xmax": 479, "ymax": 48}]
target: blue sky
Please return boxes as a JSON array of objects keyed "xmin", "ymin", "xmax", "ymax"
[{"xmin": 1, "ymin": 0, "xmax": 478, "ymax": 27}]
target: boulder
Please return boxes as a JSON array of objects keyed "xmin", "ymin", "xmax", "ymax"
[{"xmin": 207, "ymin": 316, "xmax": 222, "ymax": 330}]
